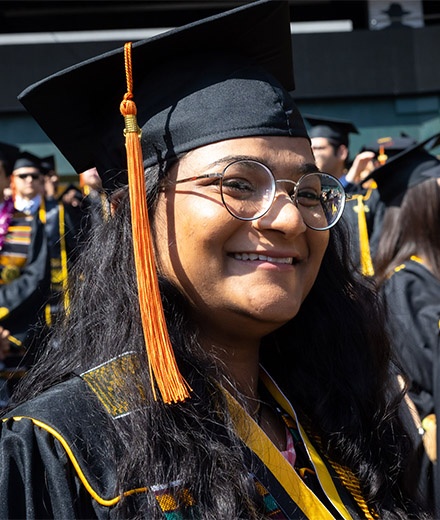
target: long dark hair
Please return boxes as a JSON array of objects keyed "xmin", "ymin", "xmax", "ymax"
[
  {"xmin": 374, "ymin": 178, "xmax": 440, "ymax": 286},
  {"xmin": 10, "ymin": 161, "xmax": 427, "ymax": 518}
]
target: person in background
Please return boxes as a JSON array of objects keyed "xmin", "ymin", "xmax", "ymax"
[
  {"xmin": 0, "ymin": 146, "xmax": 50, "ymax": 407},
  {"xmin": 79, "ymin": 167, "xmax": 110, "ymax": 225},
  {"xmin": 0, "ymin": 1, "xmax": 431, "ymax": 518},
  {"xmin": 369, "ymin": 134, "xmax": 440, "ymax": 515},
  {"xmin": 37, "ymin": 154, "xmax": 85, "ymax": 330},
  {"xmin": 12, "ymin": 151, "xmax": 46, "ymax": 215},
  {"xmin": 303, "ymin": 115, "xmax": 378, "ymax": 276},
  {"xmin": 339, "ymin": 134, "xmax": 419, "ymax": 277},
  {"xmin": 304, "ymin": 115, "xmax": 359, "ymax": 186}
]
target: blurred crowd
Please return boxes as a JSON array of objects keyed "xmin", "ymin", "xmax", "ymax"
[{"xmin": 0, "ymin": 145, "xmax": 109, "ymax": 406}]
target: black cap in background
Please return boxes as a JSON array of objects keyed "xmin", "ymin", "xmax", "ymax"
[
  {"xmin": 40, "ymin": 155, "xmax": 56, "ymax": 175},
  {"xmin": 18, "ymin": 0, "xmax": 308, "ymax": 191},
  {"xmin": 361, "ymin": 134, "xmax": 417, "ymax": 161},
  {"xmin": 363, "ymin": 132, "xmax": 440, "ymax": 205},
  {"xmin": 13, "ymin": 151, "xmax": 44, "ymax": 173},
  {"xmin": 304, "ymin": 115, "xmax": 359, "ymax": 147},
  {"xmin": 0, "ymin": 141, "xmax": 20, "ymax": 176}
]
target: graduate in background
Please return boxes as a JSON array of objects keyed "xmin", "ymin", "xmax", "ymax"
[
  {"xmin": 304, "ymin": 115, "xmax": 359, "ymax": 187},
  {"xmin": 0, "ymin": 147, "xmax": 50, "ymax": 406},
  {"xmin": 39, "ymin": 154, "xmax": 85, "ymax": 329},
  {"xmin": 79, "ymin": 167, "xmax": 110, "ymax": 226},
  {"xmin": 0, "ymin": 2, "xmax": 430, "ymax": 518},
  {"xmin": 369, "ymin": 134, "xmax": 440, "ymax": 515}
]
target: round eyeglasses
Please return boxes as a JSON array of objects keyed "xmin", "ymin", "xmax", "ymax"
[{"xmin": 170, "ymin": 159, "xmax": 347, "ymax": 231}]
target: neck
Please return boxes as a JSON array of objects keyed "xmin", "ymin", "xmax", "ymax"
[{"xmin": 201, "ymin": 332, "xmax": 261, "ymax": 412}]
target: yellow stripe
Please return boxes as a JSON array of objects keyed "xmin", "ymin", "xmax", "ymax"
[
  {"xmin": 39, "ymin": 198, "xmax": 46, "ymax": 224},
  {"xmin": 224, "ymin": 391, "xmax": 337, "ymax": 520},
  {"xmin": 2, "ymin": 416, "xmax": 147, "ymax": 506},
  {"xmin": 45, "ymin": 303, "xmax": 52, "ymax": 327},
  {"xmin": 354, "ymin": 196, "xmax": 374, "ymax": 277},
  {"xmin": 58, "ymin": 202, "xmax": 70, "ymax": 310},
  {"xmin": 4, "ymin": 237, "xmax": 31, "ymax": 244},
  {"xmin": 7, "ymin": 334, "xmax": 22, "ymax": 347},
  {"xmin": 259, "ymin": 369, "xmax": 353, "ymax": 520},
  {"xmin": 7, "ymin": 226, "xmax": 32, "ymax": 232}
]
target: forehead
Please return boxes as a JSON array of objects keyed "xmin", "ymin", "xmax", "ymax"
[
  {"xmin": 310, "ymin": 137, "xmax": 332, "ymax": 148},
  {"xmin": 180, "ymin": 135, "xmax": 314, "ymax": 171}
]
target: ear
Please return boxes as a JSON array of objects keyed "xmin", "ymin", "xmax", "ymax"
[{"xmin": 336, "ymin": 144, "xmax": 348, "ymax": 162}]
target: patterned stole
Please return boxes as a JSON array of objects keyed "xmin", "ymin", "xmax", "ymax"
[
  {"xmin": 224, "ymin": 372, "xmax": 353, "ymax": 520},
  {"xmin": 0, "ymin": 211, "xmax": 33, "ymax": 284}
]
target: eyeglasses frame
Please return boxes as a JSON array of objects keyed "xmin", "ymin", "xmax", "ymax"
[{"xmin": 164, "ymin": 159, "xmax": 347, "ymax": 231}]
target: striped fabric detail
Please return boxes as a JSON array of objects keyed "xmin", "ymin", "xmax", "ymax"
[
  {"xmin": 254, "ymin": 478, "xmax": 288, "ymax": 518},
  {"xmin": 0, "ymin": 214, "xmax": 33, "ymax": 283}
]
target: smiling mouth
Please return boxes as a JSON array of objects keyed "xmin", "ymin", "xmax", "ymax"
[{"xmin": 232, "ymin": 253, "xmax": 295, "ymax": 265}]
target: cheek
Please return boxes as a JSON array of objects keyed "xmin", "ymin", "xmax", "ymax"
[
  {"xmin": 153, "ymin": 194, "xmax": 228, "ymax": 280},
  {"xmin": 308, "ymin": 231, "xmax": 329, "ymax": 273}
]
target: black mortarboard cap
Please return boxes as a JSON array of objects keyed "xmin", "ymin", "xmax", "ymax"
[
  {"xmin": 304, "ymin": 115, "xmax": 359, "ymax": 147},
  {"xmin": 13, "ymin": 151, "xmax": 43, "ymax": 173},
  {"xmin": 0, "ymin": 141, "xmax": 20, "ymax": 176},
  {"xmin": 18, "ymin": 0, "xmax": 308, "ymax": 191},
  {"xmin": 361, "ymin": 134, "xmax": 417, "ymax": 161},
  {"xmin": 40, "ymin": 155, "xmax": 56, "ymax": 175},
  {"xmin": 363, "ymin": 132, "xmax": 440, "ymax": 205}
]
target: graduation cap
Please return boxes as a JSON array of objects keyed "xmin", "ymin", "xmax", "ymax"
[
  {"xmin": 18, "ymin": 0, "xmax": 307, "ymax": 192},
  {"xmin": 363, "ymin": 132, "xmax": 440, "ymax": 206},
  {"xmin": 361, "ymin": 134, "xmax": 417, "ymax": 163},
  {"xmin": 0, "ymin": 141, "xmax": 20, "ymax": 176},
  {"xmin": 40, "ymin": 155, "xmax": 56, "ymax": 175},
  {"xmin": 13, "ymin": 151, "xmax": 44, "ymax": 173},
  {"xmin": 304, "ymin": 115, "xmax": 359, "ymax": 147},
  {"xmin": 17, "ymin": 0, "xmax": 307, "ymax": 405}
]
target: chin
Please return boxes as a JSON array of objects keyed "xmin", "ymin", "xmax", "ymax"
[{"xmin": 250, "ymin": 302, "xmax": 302, "ymax": 329}]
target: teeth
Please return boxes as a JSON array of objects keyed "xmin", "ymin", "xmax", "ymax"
[{"xmin": 233, "ymin": 253, "xmax": 293, "ymax": 264}]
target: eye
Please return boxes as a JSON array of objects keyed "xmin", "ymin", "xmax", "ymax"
[
  {"xmin": 296, "ymin": 188, "xmax": 321, "ymax": 207},
  {"xmin": 221, "ymin": 176, "xmax": 257, "ymax": 199}
]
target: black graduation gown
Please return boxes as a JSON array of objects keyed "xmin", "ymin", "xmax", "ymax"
[
  {"xmin": 381, "ymin": 258, "xmax": 440, "ymax": 510},
  {"xmin": 0, "ymin": 362, "xmax": 373, "ymax": 520},
  {"xmin": 0, "ymin": 211, "xmax": 50, "ymax": 348},
  {"xmin": 43, "ymin": 197, "xmax": 85, "ymax": 327},
  {"xmin": 382, "ymin": 259, "xmax": 440, "ymax": 419}
]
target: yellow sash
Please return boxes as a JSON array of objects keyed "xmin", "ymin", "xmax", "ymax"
[{"xmin": 225, "ymin": 369, "xmax": 354, "ymax": 520}]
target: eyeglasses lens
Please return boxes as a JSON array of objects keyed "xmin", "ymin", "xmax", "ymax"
[
  {"xmin": 296, "ymin": 173, "xmax": 344, "ymax": 230},
  {"xmin": 220, "ymin": 160, "xmax": 275, "ymax": 221},
  {"xmin": 220, "ymin": 160, "xmax": 344, "ymax": 230}
]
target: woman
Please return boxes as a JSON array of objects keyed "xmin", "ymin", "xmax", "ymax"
[
  {"xmin": 0, "ymin": 1, "xmax": 429, "ymax": 518},
  {"xmin": 372, "ymin": 138, "xmax": 440, "ymax": 514}
]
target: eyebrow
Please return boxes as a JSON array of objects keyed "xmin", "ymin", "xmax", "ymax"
[{"xmin": 202, "ymin": 155, "xmax": 320, "ymax": 177}]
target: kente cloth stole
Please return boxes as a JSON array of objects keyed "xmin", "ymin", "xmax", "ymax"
[{"xmin": 0, "ymin": 212, "xmax": 33, "ymax": 284}]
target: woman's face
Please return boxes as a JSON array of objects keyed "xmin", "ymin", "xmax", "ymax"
[{"xmin": 153, "ymin": 136, "xmax": 329, "ymax": 342}]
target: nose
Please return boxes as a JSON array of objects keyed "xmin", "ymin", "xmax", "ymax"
[{"xmin": 252, "ymin": 189, "xmax": 307, "ymax": 236}]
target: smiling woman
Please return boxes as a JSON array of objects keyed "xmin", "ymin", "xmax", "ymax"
[{"xmin": 0, "ymin": 1, "xmax": 432, "ymax": 519}]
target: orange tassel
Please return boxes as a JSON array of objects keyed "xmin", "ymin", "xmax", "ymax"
[
  {"xmin": 120, "ymin": 42, "xmax": 191, "ymax": 404},
  {"xmin": 377, "ymin": 144, "xmax": 387, "ymax": 165}
]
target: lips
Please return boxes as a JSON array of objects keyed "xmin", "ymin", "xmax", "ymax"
[{"xmin": 232, "ymin": 253, "xmax": 294, "ymax": 265}]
